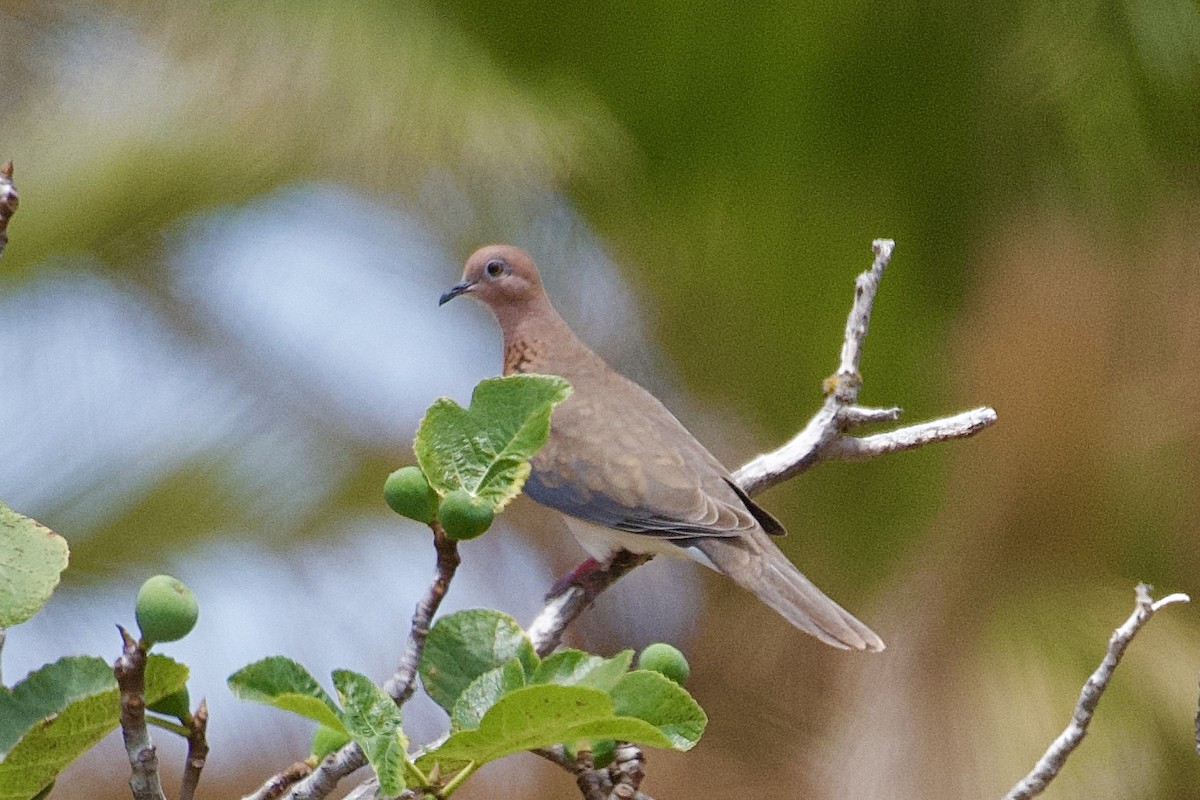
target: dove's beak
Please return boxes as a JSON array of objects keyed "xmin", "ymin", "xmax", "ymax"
[{"xmin": 439, "ymin": 280, "xmax": 475, "ymax": 306}]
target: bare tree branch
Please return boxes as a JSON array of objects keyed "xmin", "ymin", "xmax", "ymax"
[
  {"xmin": 179, "ymin": 698, "xmax": 209, "ymax": 800},
  {"xmin": 528, "ymin": 551, "xmax": 652, "ymax": 656},
  {"xmin": 114, "ymin": 626, "xmax": 168, "ymax": 800},
  {"xmin": 241, "ymin": 763, "xmax": 313, "ymax": 800},
  {"xmin": 384, "ymin": 523, "xmax": 461, "ymax": 704},
  {"xmin": 535, "ymin": 745, "xmax": 655, "ymax": 800},
  {"xmin": 1002, "ymin": 584, "xmax": 1190, "ymax": 800}
]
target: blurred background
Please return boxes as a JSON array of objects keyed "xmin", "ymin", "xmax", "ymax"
[{"xmin": 1, "ymin": 1, "xmax": 1198, "ymax": 798}]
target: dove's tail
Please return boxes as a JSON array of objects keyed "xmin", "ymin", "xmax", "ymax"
[{"xmin": 694, "ymin": 530, "xmax": 885, "ymax": 652}]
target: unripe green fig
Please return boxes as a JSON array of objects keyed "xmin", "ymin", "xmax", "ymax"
[
  {"xmin": 637, "ymin": 642, "xmax": 690, "ymax": 685},
  {"xmin": 437, "ymin": 489, "xmax": 494, "ymax": 540},
  {"xmin": 148, "ymin": 686, "xmax": 191, "ymax": 720},
  {"xmin": 135, "ymin": 575, "xmax": 199, "ymax": 645},
  {"xmin": 384, "ymin": 466, "xmax": 438, "ymax": 524},
  {"xmin": 310, "ymin": 724, "xmax": 351, "ymax": 760}
]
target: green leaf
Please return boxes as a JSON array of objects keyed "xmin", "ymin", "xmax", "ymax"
[
  {"xmin": 609, "ymin": 670, "xmax": 706, "ymax": 751},
  {"xmin": 417, "ymin": 684, "xmax": 672, "ymax": 774},
  {"xmin": 332, "ymin": 670, "xmax": 408, "ymax": 797},
  {"xmin": 0, "ymin": 503, "xmax": 69, "ymax": 627},
  {"xmin": 450, "ymin": 659, "xmax": 526, "ymax": 732},
  {"xmin": 413, "ymin": 374, "xmax": 572, "ymax": 511},
  {"xmin": 531, "ymin": 649, "xmax": 633, "ymax": 692},
  {"xmin": 0, "ymin": 657, "xmax": 114, "ymax": 758},
  {"xmin": 419, "ymin": 609, "xmax": 538, "ymax": 714},
  {"xmin": 0, "ymin": 655, "xmax": 187, "ymax": 800},
  {"xmin": 227, "ymin": 657, "xmax": 345, "ymax": 733}
]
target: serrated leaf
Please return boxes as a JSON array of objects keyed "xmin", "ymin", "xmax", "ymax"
[
  {"xmin": 0, "ymin": 655, "xmax": 187, "ymax": 800},
  {"xmin": 609, "ymin": 670, "xmax": 706, "ymax": 751},
  {"xmin": 227, "ymin": 657, "xmax": 344, "ymax": 733},
  {"xmin": 450, "ymin": 659, "xmax": 525, "ymax": 731},
  {"xmin": 332, "ymin": 670, "xmax": 408, "ymax": 797},
  {"xmin": 413, "ymin": 374, "xmax": 572, "ymax": 511},
  {"xmin": 419, "ymin": 609, "xmax": 538, "ymax": 714},
  {"xmin": 531, "ymin": 649, "xmax": 633, "ymax": 692},
  {"xmin": 417, "ymin": 684, "xmax": 671, "ymax": 774},
  {"xmin": 0, "ymin": 503, "xmax": 69, "ymax": 628}
]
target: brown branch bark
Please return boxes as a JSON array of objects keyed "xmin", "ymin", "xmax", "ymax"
[
  {"xmin": 114, "ymin": 626, "xmax": 168, "ymax": 800},
  {"xmin": 179, "ymin": 698, "xmax": 210, "ymax": 800}
]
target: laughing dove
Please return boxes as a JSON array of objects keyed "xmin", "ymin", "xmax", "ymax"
[{"xmin": 440, "ymin": 244, "xmax": 884, "ymax": 651}]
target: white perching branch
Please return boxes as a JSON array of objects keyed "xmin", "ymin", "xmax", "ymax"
[{"xmin": 1002, "ymin": 584, "xmax": 1190, "ymax": 800}]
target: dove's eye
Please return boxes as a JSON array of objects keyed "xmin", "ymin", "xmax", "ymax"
[{"xmin": 485, "ymin": 259, "xmax": 508, "ymax": 278}]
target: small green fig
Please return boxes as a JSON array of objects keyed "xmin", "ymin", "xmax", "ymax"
[
  {"xmin": 148, "ymin": 686, "xmax": 191, "ymax": 720},
  {"xmin": 384, "ymin": 466, "xmax": 439, "ymax": 524},
  {"xmin": 438, "ymin": 489, "xmax": 494, "ymax": 540},
  {"xmin": 135, "ymin": 575, "xmax": 199, "ymax": 645},
  {"xmin": 310, "ymin": 724, "xmax": 351, "ymax": 760},
  {"xmin": 637, "ymin": 642, "xmax": 690, "ymax": 685}
]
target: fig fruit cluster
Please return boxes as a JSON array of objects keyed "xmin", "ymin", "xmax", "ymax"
[{"xmin": 384, "ymin": 467, "xmax": 495, "ymax": 540}]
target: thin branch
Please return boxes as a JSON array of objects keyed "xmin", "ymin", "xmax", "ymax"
[
  {"xmin": 1002, "ymin": 584, "xmax": 1190, "ymax": 800},
  {"xmin": 528, "ymin": 551, "xmax": 651, "ymax": 657},
  {"xmin": 384, "ymin": 522, "xmax": 461, "ymax": 703},
  {"xmin": 0, "ymin": 625, "xmax": 7, "ymax": 686},
  {"xmin": 0, "ymin": 160, "xmax": 17, "ymax": 259},
  {"xmin": 242, "ymin": 763, "xmax": 314, "ymax": 800},
  {"xmin": 179, "ymin": 698, "xmax": 210, "ymax": 800},
  {"xmin": 608, "ymin": 743, "xmax": 647, "ymax": 799},
  {"xmin": 114, "ymin": 626, "xmax": 168, "ymax": 800},
  {"xmin": 536, "ymin": 745, "xmax": 655, "ymax": 800},
  {"xmin": 248, "ymin": 523, "xmax": 462, "ymax": 800},
  {"xmin": 820, "ymin": 406, "xmax": 998, "ymax": 462},
  {"xmin": 835, "ymin": 237, "xmax": 893, "ymax": 397}
]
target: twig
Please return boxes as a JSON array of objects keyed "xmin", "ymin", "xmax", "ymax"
[
  {"xmin": 249, "ymin": 523, "xmax": 462, "ymax": 800},
  {"xmin": 1002, "ymin": 584, "xmax": 1190, "ymax": 800},
  {"xmin": 528, "ymin": 551, "xmax": 651, "ymax": 657},
  {"xmin": 114, "ymin": 626, "xmax": 168, "ymax": 800},
  {"xmin": 0, "ymin": 160, "xmax": 17, "ymax": 259},
  {"xmin": 608, "ymin": 743, "xmax": 647, "ymax": 799},
  {"xmin": 384, "ymin": 522, "xmax": 462, "ymax": 703},
  {"xmin": 278, "ymin": 744, "xmax": 369, "ymax": 800},
  {"xmin": 242, "ymin": 763, "xmax": 313, "ymax": 800},
  {"xmin": 528, "ymin": 238, "xmax": 998, "ymax": 653},
  {"xmin": 179, "ymin": 698, "xmax": 210, "ymax": 800},
  {"xmin": 0, "ymin": 625, "xmax": 7, "ymax": 686},
  {"xmin": 536, "ymin": 745, "xmax": 655, "ymax": 800}
]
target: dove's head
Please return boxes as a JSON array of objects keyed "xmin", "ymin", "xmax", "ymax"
[{"xmin": 439, "ymin": 245, "xmax": 546, "ymax": 314}]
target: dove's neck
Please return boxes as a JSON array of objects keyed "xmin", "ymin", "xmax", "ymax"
[{"xmin": 495, "ymin": 295, "xmax": 584, "ymax": 377}]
